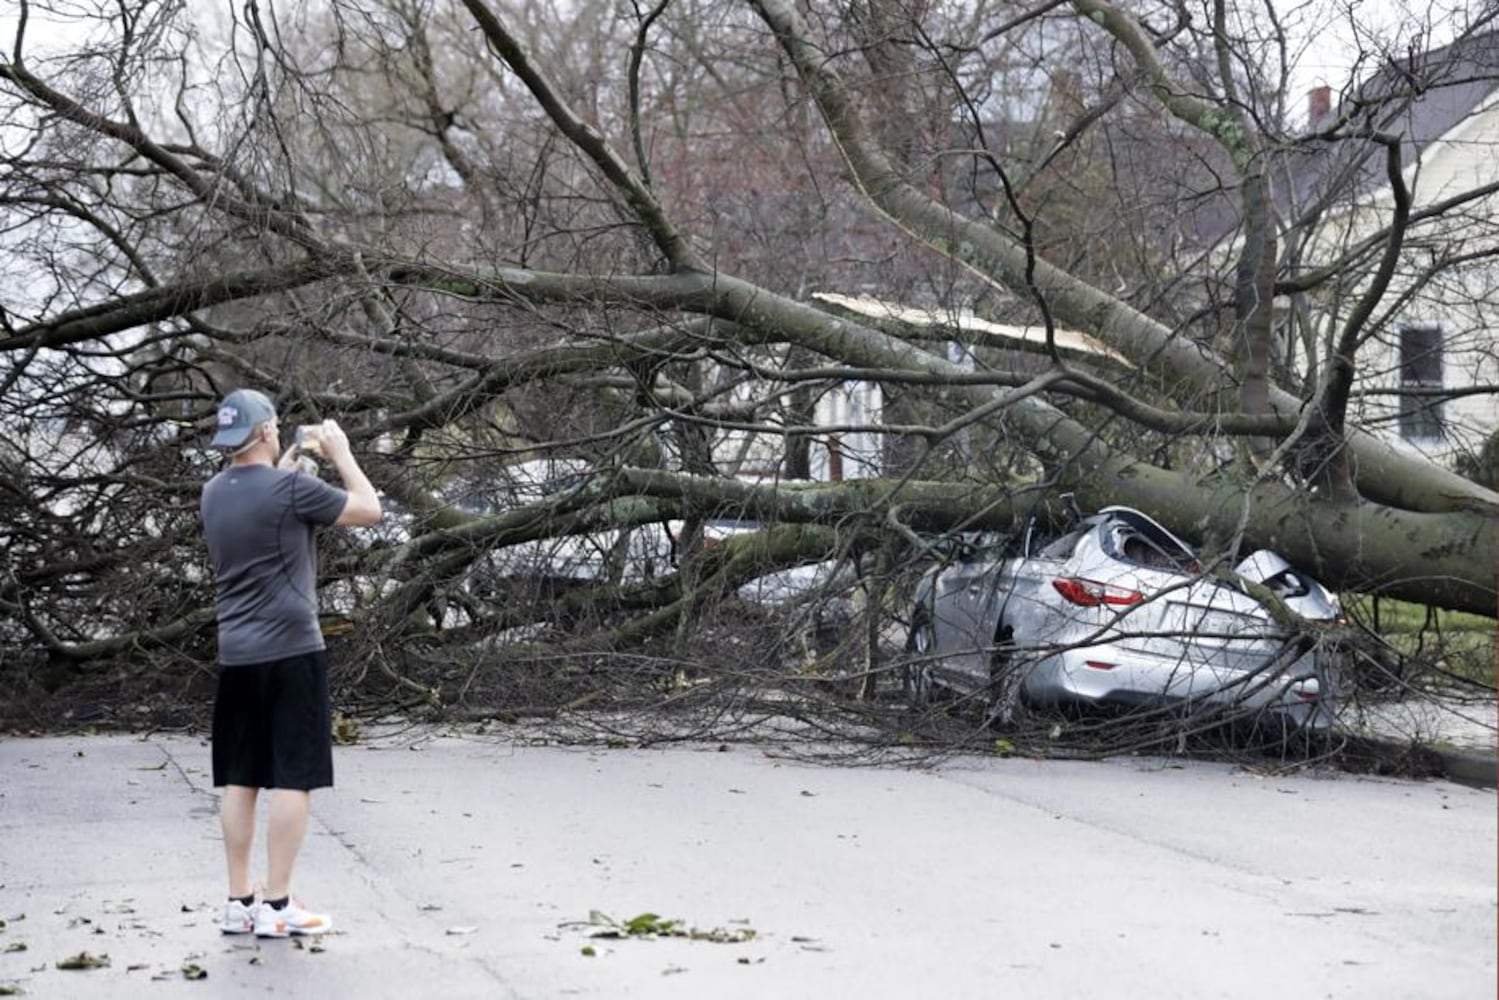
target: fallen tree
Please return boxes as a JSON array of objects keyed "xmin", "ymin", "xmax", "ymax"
[{"xmin": 0, "ymin": 0, "xmax": 1493, "ymax": 726}]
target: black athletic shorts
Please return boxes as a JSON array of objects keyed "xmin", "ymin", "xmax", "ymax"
[{"xmin": 212, "ymin": 650, "xmax": 334, "ymax": 791}]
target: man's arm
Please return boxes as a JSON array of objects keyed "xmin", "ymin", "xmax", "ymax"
[{"xmin": 315, "ymin": 420, "xmax": 383, "ymax": 527}]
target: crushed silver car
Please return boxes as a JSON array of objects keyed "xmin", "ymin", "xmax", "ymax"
[{"xmin": 906, "ymin": 505, "xmax": 1345, "ymax": 730}]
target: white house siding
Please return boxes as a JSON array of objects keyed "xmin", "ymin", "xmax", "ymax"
[
  {"xmin": 809, "ymin": 379, "xmax": 884, "ymax": 481},
  {"xmin": 694, "ymin": 349, "xmax": 884, "ymax": 483},
  {"xmin": 1309, "ymin": 97, "xmax": 1499, "ymax": 465}
]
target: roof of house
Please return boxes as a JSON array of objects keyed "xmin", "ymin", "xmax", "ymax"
[
  {"xmin": 1182, "ymin": 26, "xmax": 1499, "ymax": 247},
  {"xmin": 1284, "ymin": 26, "xmax": 1499, "ymax": 215},
  {"xmin": 811, "ymin": 292, "xmax": 1132, "ymax": 366}
]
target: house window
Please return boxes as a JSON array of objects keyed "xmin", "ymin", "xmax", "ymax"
[{"xmin": 1397, "ymin": 323, "xmax": 1444, "ymax": 441}]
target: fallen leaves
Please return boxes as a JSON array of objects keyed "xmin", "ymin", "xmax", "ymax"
[
  {"xmin": 332, "ymin": 713, "xmax": 361, "ymax": 746},
  {"xmin": 580, "ymin": 911, "xmax": 756, "ymax": 944},
  {"xmin": 55, "ymin": 951, "xmax": 110, "ymax": 970}
]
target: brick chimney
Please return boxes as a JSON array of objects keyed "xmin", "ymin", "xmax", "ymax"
[{"xmin": 1307, "ymin": 85, "xmax": 1332, "ymax": 128}]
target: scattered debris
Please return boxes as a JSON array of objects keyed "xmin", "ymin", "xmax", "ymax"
[
  {"xmin": 55, "ymin": 951, "xmax": 110, "ymax": 970},
  {"xmin": 181, "ymin": 963, "xmax": 208, "ymax": 980},
  {"xmin": 578, "ymin": 911, "xmax": 756, "ymax": 944},
  {"xmin": 333, "ymin": 714, "xmax": 361, "ymax": 746}
]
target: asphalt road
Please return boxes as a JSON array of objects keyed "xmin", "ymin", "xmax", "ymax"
[{"xmin": 1, "ymin": 730, "xmax": 1493, "ymax": 999}]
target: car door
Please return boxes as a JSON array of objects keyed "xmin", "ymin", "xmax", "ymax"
[
  {"xmin": 936, "ymin": 528, "xmax": 1072, "ymax": 691},
  {"xmin": 926, "ymin": 535, "xmax": 1008, "ymax": 688}
]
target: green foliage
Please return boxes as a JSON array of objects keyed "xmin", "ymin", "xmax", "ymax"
[
  {"xmin": 1345, "ymin": 595, "xmax": 1496, "ymax": 687},
  {"xmin": 584, "ymin": 910, "xmax": 756, "ymax": 944},
  {"xmin": 1346, "ymin": 595, "xmax": 1492, "ymax": 635},
  {"xmin": 624, "ymin": 912, "xmax": 674, "ymax": 935}
]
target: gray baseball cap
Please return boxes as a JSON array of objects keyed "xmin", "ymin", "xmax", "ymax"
[{"xmin": 210, "ymin": 388, "xmax": 277, "ymax": 449}]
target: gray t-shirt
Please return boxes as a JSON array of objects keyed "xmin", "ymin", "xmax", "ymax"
[{"xmin": 201, "ymin": 463, "xmax": 349, "ymax": 666}]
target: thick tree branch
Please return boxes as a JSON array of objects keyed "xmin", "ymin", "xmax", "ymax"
[
  {"xmin": 748, "ymin": 0, "xmax": 1497, "ymax": 515},
  {"xmin": 457, "ymin": 0, "xmax": 702, "ymax": 272},
  {"xmin": 0, "ymin": 258, "xmax": 349, "ymax": 352}
]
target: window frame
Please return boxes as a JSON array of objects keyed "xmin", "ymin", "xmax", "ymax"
[{"xmin": 1395, "ymin": 321, "xmax": 1446, "ymax": 442}]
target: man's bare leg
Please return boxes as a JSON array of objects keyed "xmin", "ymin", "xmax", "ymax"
[
  {"xmin": 220, "ymin": 785, "xmax": 259, "ymax": 898},
  {"xmin": 264, "ymin": 789, "xmax": 310, "ymax": 900}
]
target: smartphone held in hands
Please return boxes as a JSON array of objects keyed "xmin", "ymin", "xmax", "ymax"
[
  {"xmin": 294, "ymin": 424, "xmax": 325, "ymax": 456},
  {"xmin": 292, "ymin": 424, "xmax": 324, "ymax": 475}
]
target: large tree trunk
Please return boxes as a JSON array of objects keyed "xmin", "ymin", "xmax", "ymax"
[{"xmin": 376, "ymin": 262, "xmax": 1498, "ymax": 617}]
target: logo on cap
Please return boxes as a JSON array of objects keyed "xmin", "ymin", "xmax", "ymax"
[{"xmin": 218, "ymin": 406, "xmax": 239, "ymax": 427}]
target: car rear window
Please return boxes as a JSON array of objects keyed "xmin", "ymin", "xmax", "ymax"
[{"xmin": 1037, "ymin": 531, "xmax": 1083, "ymax": 559}]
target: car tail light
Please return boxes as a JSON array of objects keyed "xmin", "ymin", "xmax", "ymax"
[
  {"xmin": 1084, "ymin": 660, "xmax": 1116, "ymax": 671},
  {"xmin": 1052, "ymin": 577, "xmax": 1143, "ymax": 607}
]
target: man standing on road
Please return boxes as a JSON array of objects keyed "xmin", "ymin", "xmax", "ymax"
[{"xmin": 199, "ymin": 388, "xmax": 382, "ymax": 938}]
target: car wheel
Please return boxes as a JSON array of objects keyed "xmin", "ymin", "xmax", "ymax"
[
  {"xmin": 903, "ymin": 612, "xmax": 937, "ymax": 709},
  {"xmin": 985, "ymin": 624, "xmax": 1023, "ymax": 727}
]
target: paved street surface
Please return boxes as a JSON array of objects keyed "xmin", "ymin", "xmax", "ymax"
[{"xmin": 1, "ymin": 729, "xmax": 1494, "ymax": 999}]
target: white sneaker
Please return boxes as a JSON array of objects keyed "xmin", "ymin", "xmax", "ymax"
[
  {"xmin": 253, "ymin": 899, "xmax": 333, "ymax": 938},
  {"xmin": 219, "ymin": 899, "xmax": 257, "ymax": 935}
]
